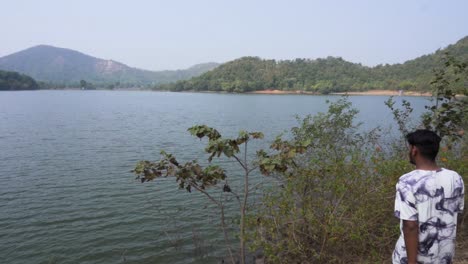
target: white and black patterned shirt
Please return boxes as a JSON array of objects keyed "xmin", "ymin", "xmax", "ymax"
[{"xmin": 393, "ymin": 168, "xmax": 464, "ymax": 264}]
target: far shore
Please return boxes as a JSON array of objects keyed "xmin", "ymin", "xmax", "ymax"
[
  {"xmin": 22, "ymin": 88, "xmax": 461, "ymax": 98},
  {"xmin": 332, "ymin": 90, "xmax": 432, "ymax": 96},
  {"xmin": 248, "ymin": 89, "xmax": 433, "ymax": 96}
]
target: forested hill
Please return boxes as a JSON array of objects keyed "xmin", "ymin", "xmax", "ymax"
[
  {"xmin": 0, "ymin": 70, "xmax": 39, "ymax": 91},
  {"xmin": 0, "ymin": 45, "xmax": 219, "ymax": 87},
  {"xmin": 157, "ymin": 36, "xmax": 468, "ymax": 93}
]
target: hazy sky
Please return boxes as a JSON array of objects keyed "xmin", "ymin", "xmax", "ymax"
[{"xmin": 1, "ymin": 0, "xmax": 467, "ymax": 71}]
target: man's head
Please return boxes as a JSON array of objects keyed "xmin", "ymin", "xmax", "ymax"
[{"xmin": 406, "ymin": 129, "xmax": 441, "ymax": 164}]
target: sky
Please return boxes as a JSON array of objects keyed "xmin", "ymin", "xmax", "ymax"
[{"xmin": 1, "ymin": 0, "xmax": 467, "ymax": 71}]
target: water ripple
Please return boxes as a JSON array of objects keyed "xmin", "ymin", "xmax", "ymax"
[{"xmin": 0, "ymin": 91, "xmax": 429, "ymax": 263}]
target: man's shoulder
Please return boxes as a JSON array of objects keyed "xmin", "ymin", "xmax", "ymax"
[
  {"xmin": 439, "ymin": 168, "xmax": 462, "ymax": 177},
  {"xmin": 441, "ymin": 168, "xmax": 464, "ymax": 190},
  {"xmin": 398, "ymin": 170, "xmax": 423, "ymax": 184}
]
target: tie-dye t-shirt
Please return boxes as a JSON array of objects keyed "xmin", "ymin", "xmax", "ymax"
[{"xmin": 393, "ymin": 168, "xmax": 464, "ymax": 264}]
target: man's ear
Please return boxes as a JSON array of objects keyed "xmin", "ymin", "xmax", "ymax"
[{"xmin": 410, "ymin": 145, "xmax": 418, "ymax": 156}]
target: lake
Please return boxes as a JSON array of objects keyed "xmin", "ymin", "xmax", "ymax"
[{"xmin": 0, "ymin": 91, "xmax": 430, "ymax": 263}]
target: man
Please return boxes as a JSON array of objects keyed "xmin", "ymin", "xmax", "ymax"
[{"xmin": 393, "ymin": 129, "xmax": 465, "ymax": 264}]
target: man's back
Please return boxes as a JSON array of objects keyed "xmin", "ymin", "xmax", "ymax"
[{"xmin": 393, "ymin": 168, "xmax": 465, "ymax": 264}]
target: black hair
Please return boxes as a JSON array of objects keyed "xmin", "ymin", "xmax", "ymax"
[{"xmin": 406, "ymin": 129, "xmax": 441, "ymax": 161}]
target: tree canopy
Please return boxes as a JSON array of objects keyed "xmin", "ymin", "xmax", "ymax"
[
  {"xmin": 0, "ymin": 70, "xmax": 39, "ymax": 91},
  {"xmin": 155, "ymin": 36, "xmax": 468, "ymax": 93}
]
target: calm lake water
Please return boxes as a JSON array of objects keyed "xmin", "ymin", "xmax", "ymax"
[{"xmin": 0, "ymin": 91, "xmax": 429, "ymax": 263}]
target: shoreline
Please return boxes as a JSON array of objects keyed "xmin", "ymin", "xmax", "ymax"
[
  {"xmin": 248, "ymin": 89, "xmax": 433, "ymax": 96},
  {"xmin": 15, "ymin": 88, "xmax": 437, "ymax": 97},
  {"xmin": 332, "ymin": 90, "xmax": 432, "ymax": 96}
]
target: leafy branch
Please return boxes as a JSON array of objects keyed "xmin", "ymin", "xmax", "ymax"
[{"xmin": 133, "ymin": 125, "xmax": 265, "ymax": 264}]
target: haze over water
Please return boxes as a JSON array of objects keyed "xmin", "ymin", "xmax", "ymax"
[{"xmin": 0, "ymin": 91, "xmax": 429, "ymax": 263}]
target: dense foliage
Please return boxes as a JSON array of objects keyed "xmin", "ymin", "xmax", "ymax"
[
  {"xmin": 250, "ymin": 97, "xmax": 466, "ymax": 263},
  {"xmin": 422, "ymin": 55, "xmax": 468, "ymax": 142},
  {"xmin": 0, "ymin": 70, "xmax": 39, "ymax": 90},
  {"xmin": 249, "ymin": 55, "xmax": 467, "ymax": 263},
  {"xmin": 156, "ymin": 36, "xmax": 468, "ymax": 93},
  {"xmin": 250, "ymin": 99, "xmax": 405, "ymax": 263}
]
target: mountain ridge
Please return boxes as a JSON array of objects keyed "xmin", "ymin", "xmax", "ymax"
[
  {"xmin": 157, "ymin": 36, "xmax": 468, "ymax": 93},
  {"xmin": 0, "ymin": 45, "xmax": 220, "ymax": 86},
  {"xmin": 1, "ymin": 36, "xmax": 467, "ymax": 91}
]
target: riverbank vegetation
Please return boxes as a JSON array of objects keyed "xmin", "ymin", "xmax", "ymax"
[
  {"xmin": 134, "ymin": 55, "xmax": 467, "ymax": 263},
  {"xmin": 249, "ymin": 98, "xmax": 466, "ymax": 263},
  {"xmin": 248, "ymin": 55, "xmax": 466, "ymax": 263},
  {"xmin": 155, "ymin": 36, "xmax": 467, "ymax": 94}
]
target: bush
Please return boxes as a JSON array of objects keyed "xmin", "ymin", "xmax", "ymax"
[
  {"xmin": 249, "ymin": 55, "xmax": 467, "ymax": 262},
  {"xmin": 250, "ymin": 98, "xmax": 404, "ymax": 263}
]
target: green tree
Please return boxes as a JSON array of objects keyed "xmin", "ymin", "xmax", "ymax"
[
  {"xmin": 0, "ymin": 70, "xmax": 39, "ymax": 91},
  {"xmin": 133, "ymin": 126, "xmax": 265, "ymax": 264},
  {"xmin": 422, "ymin": 54, "xmax": 468, "ymax": 142},
  {"xmin": 80, "ymin": 79, "xmax": 87, "ymax": 89}
]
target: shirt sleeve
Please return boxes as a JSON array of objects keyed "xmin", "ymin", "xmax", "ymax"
[
  {"xmin": 454, "ymin": 174, "xmax": 465, "ymax": 213},
  {"xmin": 460, "ymin": 181, "xmax": 465, "ymax": 212},
  {"xmin": 394, "ymin": 180, "xmax": 418, "ymax": 221}
]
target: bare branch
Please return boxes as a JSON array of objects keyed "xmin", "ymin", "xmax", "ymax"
[{"xmin": 232, "ymin": 154, "xmax": 247, "ymax": 170}]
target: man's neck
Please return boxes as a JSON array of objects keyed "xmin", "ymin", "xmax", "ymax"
[{"xmin": 415, "ymin": 160, "xmax": 439, "ymax": 171}]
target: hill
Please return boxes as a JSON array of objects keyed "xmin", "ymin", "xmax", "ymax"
[
  {"xmin": 0, "ymin": 70, "xmax": 39, "ymax": 91},
  {"xmin": 0, "ymin": 45, "xmax": 219, "ymax": 86},
  {"xmin": 157, "ymin": 36, "xmax": 468, "ymax": 93}
]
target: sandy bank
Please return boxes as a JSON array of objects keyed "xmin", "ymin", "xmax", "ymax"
[
  {"xmin": 248, "ymin": 90, "xmax": 317, "ymax": 95},
  {"xmin": 332, "ymin": 90, "xmax": 432, "ymax": 96},
  {"xmin": 248, "ymin": 89, "xmax": 432, "ymax": 96}
]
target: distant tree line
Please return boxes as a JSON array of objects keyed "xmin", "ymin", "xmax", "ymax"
[
  {"xmin": 0, "ymin": 70, "xmax": 39, "ymax": 91},
  {"xmin": 37, "ymin": 80, "xmax": 155, "ymax": 90},
  {"xmin": 0, "ymin": 71, "xmax": 149, "ymax": 91},
  {"xmin": 155, "ymin": 36, "xmax": 468, "ymax": 93}
]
